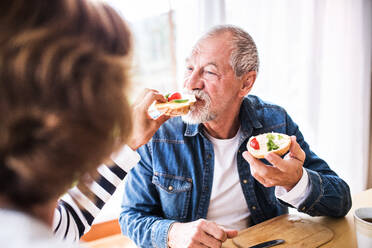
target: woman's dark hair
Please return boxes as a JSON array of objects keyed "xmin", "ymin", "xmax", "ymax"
[{"xmin": 0, "ymin": 0, "xmax": 132, "ymax": 208}]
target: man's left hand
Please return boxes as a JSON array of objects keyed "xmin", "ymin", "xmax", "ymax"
[{"xmin": 242, "ymin": 136, "xmax": 306, "ymax": 191}]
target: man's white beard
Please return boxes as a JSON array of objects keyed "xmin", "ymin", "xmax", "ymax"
[{"xmin": 182, "ymin": 90, "xmax": 217, "ymax": 124}]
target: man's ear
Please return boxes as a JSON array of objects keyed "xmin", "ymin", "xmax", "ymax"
[{"xmin": 238, "ymin": 71, "xmax": 257, "ymax": 97}]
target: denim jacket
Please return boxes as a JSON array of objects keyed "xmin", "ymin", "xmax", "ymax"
[{"xmin": 119, "ymin": 95, "xmax": 352, "ymax": 248}]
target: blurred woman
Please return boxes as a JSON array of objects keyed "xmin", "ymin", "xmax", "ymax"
[{"xmin": 0, "ymin": 0, "xmax": 134, "ymax": 247}]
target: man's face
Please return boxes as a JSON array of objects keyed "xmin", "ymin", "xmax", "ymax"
[{"xmin": 182, "ymin": 33, "xmax": 243, "ymax": 124}]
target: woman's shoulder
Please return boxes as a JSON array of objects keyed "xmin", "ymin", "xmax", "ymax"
[{"xmin": 0, "ymin": 209, "xmax": 80, "ymax": 248}]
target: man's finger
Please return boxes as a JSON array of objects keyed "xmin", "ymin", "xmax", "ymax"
[
  {"xmin": 265, "ymin": 152, "xmax": 287, "ymax": 171},
  {"xmin": 198, "ymin": 232, "xmax": 222, "ymax": 248},
  {"xmin": 202, "ymin": 221, "xmax": 227, "ymax": 242},
  {"xmin": 143, "ymin": 88, "xmax": 159, "ymax": 95},
  {"xmin": 132, "ymin": 89, "xmax": 158, "ymax": 105},
  {"xmin": 242, "ymin": 151, "xmax": 256, "ymax": 164},
  {"xmin": 223, "ymin": 228, "xmax": 238, "ymax": 239},
  {"xmin": 154, "ymin": 114, "xmax": 170, "ymax": 126},
  {"xmin": 253, "ymin": 172, "xmax": 271, "ymax": 186},
  {"xmin": 243, "ymin": 151, "xmax": 274, "ymax": 175},
  {"xmin": 142, "ymin": 91, "xmax": 166, "ymax": 108},
  {"xmin": 289, "ymin": 136, "xmax": 305, "ymax": 162},
  {"xmin": 194, "ymin": 243, "xmax": 209, "ymax": 248},
  {"xmin": 243, "ymin": 151, "xmax": 280, "ymax": 186}
]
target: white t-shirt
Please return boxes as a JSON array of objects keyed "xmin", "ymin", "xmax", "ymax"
[
  {"xmin": 205, "ymin": 128, "xmax": 310, "ymax": 230},
  {"xmin": 205, "ymin": 128, "xmax": 250, "ymax": 230}
]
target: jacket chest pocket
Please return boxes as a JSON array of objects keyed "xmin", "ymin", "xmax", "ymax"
[{"xmin": 152, "ymin": 172, "xmax": 192, "ymax": 220}]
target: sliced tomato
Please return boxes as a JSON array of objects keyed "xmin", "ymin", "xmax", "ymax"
[
  {"xmin": 167, "ymin": 92, "xmax": 182, "ymax": 102},
  {"xmin": 250, "ymin": 137, "xmax": 260, "ymax": 150}
]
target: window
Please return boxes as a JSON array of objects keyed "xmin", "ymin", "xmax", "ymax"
[
  {"xmin": 107, "ymin": 0, "xmax": 178, "ymax": 101},
  {"xmin": 93, "ymin": 0, "xmax": 178, "ymax": 223}
]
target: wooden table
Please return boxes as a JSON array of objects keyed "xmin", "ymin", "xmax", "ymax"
[
  {"xmin": 83, "ymin": 189, "xmax": 372, "ymax": 248},
  {"xmin": 82, "ymin": 234, "xmax": 136, "ymax": 248},
  {"xmin": 223, "ymin": 188, "xmax": 372, "ymax": 247}
]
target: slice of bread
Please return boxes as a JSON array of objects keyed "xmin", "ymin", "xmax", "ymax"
[
  {"xmin": 154, "ymin": 94, "xmax": 196, "ymax": 117},
  {"xmin": 247, "ymin": 133, "xmax": 291, "ymax": 159}
]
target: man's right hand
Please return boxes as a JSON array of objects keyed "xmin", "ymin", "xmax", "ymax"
[
  {"xmin": 168, "ymin": 219, "xmax": 238, "ymax": 248},
  {"xmin": 127, "ymin": 89, "xmax": 169, "ymax": 150}
]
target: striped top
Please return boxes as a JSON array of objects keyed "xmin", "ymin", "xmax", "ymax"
[{"xmin": 52, "ymin": 145, "xmax": 141, "ymax": 242}]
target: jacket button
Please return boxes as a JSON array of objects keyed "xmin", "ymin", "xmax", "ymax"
[
  {"xmin": 252, "ymin": 206, "xmax": 256, "ymax": 210},
  {"xmin": 243, "ymin": 179, "xmax": 248, "ymax": 184},
  {"xmin": 168, "ymin": 185, "xmax": 173, "ymax": 191},
  {"xmin": 301, "ymin": 206, "xmax": 306, "ymax": 211}
]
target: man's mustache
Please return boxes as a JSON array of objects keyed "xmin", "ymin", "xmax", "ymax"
[{"xmin": 185, "ymin": 90, "xmax": 210, "ymax": 101}]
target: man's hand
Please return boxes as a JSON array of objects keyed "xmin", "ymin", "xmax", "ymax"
[
  {"xmin": 168, "ymin": 219, "xmax": 238, "ymax": 248},
  {"xmin": 127, "ymin": 89, "xmax": 170, "ymax": 150},
  {"xmin": 242, "ymin": 136, "xmax": 306, "ymax": 191}
]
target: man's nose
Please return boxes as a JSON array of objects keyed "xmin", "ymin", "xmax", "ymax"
[{"xmin": 184, "ymin": 71, "xmax": 204, "ymax": 91}]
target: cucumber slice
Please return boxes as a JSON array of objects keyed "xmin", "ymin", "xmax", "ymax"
[{"xmin": 172, "ymin": 99, "xmax": 189, "ymax": 103}]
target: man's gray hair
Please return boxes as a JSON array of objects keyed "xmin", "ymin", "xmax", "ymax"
[{"xmin": 200, "ymin": 25, "xmax": 259, "ymax": 77}]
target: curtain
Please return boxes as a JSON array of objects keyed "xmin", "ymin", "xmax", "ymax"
[
  {"xmin": 174, "ymin": 0, "xmax": 372, "ymax": 194},
  {"xmin": 313, "ymin": 0, "xmax": 372, "ymax": 193}
]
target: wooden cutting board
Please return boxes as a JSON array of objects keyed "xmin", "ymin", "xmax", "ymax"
[{"xmin": 231, "ymin": 214, "xmax": 334, "ymax": 248}]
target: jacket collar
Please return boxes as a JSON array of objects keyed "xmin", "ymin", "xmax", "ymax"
[
  {"xmin": 184, "ymin": 97, "xmax": 263, "ymax": 137},
  {"xmin": 240, "ymin": 97, "xmax": 263, "ymax": 131},
  {"xmin": 184, "ymin": 123, "xmax": 201, "ymax": 137}
]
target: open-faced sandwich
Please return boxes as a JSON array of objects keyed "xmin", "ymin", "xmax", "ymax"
[
  {"xmin": 154, "ymin": 92, "xmax": 196, "ymax": 116},
  {"xmin": 247, "ymin": 132, "xmax": 291, "ymax": 159}
]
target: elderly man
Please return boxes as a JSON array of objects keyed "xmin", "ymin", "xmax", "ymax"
[{"xmin": 119, "ymin": 25, "xmax": 351, "ymax": 248}]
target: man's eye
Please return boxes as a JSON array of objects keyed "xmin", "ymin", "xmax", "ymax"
[
  {"xmin": 184, "ymin": 67, "xmax": 193, "ymax": 77},
  {"xmin": 205, "ymin": 71, "xmax": 216, "ymax": 75}
]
